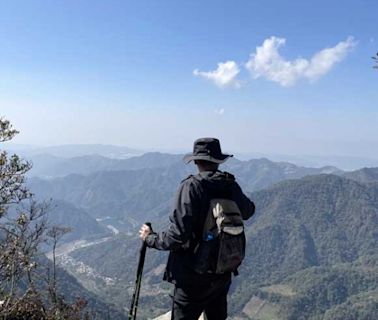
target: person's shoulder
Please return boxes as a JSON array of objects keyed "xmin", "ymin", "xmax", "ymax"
[
  {"xmin": 181, "ymin": 172, "xmax": 207, "ymax": 182},
  {"xmin": 180, "ymin": 173, "xmax": 203, "ymax": 191},
  {"xmin": 221, "ymin": 171, "xmax": 244, "ymax": 190},
  {"xmin": 221, "ymin": 171, "xmax": 236, "ymax": 181},
  {"xmin": 180, "ymin": 174, "xmax": 195, "ymax": 184}
]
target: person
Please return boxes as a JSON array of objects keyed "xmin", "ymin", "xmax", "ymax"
[{"xmin": 139, "ymin": 137, "xmax": 255, "ymax": 320}]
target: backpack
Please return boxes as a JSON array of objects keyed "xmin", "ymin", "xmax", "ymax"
[{"xmin": 192, "ymin": 196, "xmax": 246, "ymax": 275}]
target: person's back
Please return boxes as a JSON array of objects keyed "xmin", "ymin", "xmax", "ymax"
[
  {"xmin": 190, "ymin": 170, "xmax": 254, "ymax": 275},
  {"xmin": 139, "ymin": 138, "xmax": 255, "ymax": 320}
]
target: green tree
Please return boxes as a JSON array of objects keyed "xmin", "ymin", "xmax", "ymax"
[
  {"xmin": 0, "ymin": 118, "xmax": 41, "ymax": 304},
  {"xmin": 0, "ymin": 119, "xmax": 31, "ymax": 218},
  {"xmin": 0, "ymin": 117, "xmax": 88, "ymax": 319}
]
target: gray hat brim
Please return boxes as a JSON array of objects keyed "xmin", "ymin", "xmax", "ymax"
[{"xmin": 183, "ymin": 154, "xmax": 233, "ymax": 164}]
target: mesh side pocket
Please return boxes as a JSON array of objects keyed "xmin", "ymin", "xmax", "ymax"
[{"xmin": 216, "ymin": 232, "xmax": 246, "ymax": 274}]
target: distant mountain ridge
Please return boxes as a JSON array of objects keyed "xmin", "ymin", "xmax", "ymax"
[
  {"xmin": 29, "ymin": 164, "xmax": 190, "ymax": 227},
  {"xmin": 29, "ymin": 154, "xmax": 342, "ymax": 229},
  {"xmin": 28, "ymin": 152, "xmax": 183, "ymax": 178},
  {"xmin": 6, "ymin": 143, "xmax": 378, "ymax": 170},
  {"xmin": 224, "ymin": 157, "xmax": 341, "ymax": 191},
  {"xmin": 29, "ymin": 152, "xmax": 342, "ymax": 179},
  {"xmin": 343, "ymin": 167, "xmax": 378, "ymax": 184},
  {"xmin": 6, "ymin": 143, "xmax": 142, "ymax": 159}
]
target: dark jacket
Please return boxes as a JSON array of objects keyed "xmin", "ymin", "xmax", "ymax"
[{"xmin": 145, "ymin": 170, "xmax": 255, "ymax": 286}]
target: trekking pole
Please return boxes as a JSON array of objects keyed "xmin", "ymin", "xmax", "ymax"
[{"xmin": 128, "ymin": 222, "xmax": 152, "ymax": 320}]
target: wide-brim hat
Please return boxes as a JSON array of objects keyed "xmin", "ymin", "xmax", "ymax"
[{"xmin": 183, "ymin": 138, "xmax": 233, "ymax": 164}]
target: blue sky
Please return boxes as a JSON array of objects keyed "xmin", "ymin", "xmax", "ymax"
[{"xmin": 1, "ymin": 0, "xmax": 377, "ymax": 158}]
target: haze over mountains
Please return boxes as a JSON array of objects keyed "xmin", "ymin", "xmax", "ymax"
[
  {"xmin": 11, "ymin": 144, "xmax": 377, "ymax": 319},
  {"xmin": 28, "ymin": 151, "xmax": 342, "ymax": 236},
  {"xmin": 6, "ymin": 144, "xmax": 142, "ymax": 159},
  {"xmin": 6, "ymin": 143, "xmax": 378, "ymax": 170}
]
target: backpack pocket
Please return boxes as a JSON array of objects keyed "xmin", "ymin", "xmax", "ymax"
[
  {"xmin": 216, "ymin": 231, "xmax": 246, "ymax": 274},
  {"xmin": 193, "ymin": 198, "xmax": 246, "ymax": 274},
  {"xmin": 192, "ymin": 236, "xmax": 218, "ymax": 274}
]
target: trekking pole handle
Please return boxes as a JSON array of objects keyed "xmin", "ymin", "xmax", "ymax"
[{"xmin": 145, "ymin": 222, "xmax": 153, "ymax": 233}]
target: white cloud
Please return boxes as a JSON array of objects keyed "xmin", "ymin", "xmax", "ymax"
[
  {"xmin": 246, "ymin": 36, "xmax": 357, "ymax": 87},
  {"xmin": 215, "ymin": 108, "xmax": 225, "ymax": 116},
  {"xmin": 193, "ymin": 61, "xmax": 240, "ymax": 88}
]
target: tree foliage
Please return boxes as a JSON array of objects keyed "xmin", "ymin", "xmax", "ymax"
[
  {"xmin": 373, "ymin": 52, "xmax": 378, "ymax": 69},
  {"xmin": 0, "ymin": 119, "xmax": 31, "ymax": 218},
  {"xmin": 0, "ymin": 117, "xmax": 89, "ymax": 319}
]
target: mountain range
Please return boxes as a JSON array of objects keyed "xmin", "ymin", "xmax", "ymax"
[
  {"xmin": 56, "ymin": 173, "xmax": 377, "ymax": 319},
  {"xmin": 6, "ymin": 144, "xmax": 141, "ymax": 160},
  {"xmin": 20, "ymin": 150, "xmax": 378, "ymax": 319},
  {"xmin": 7, "ymin": 142, "xmax": 378, "ymax": 170}
]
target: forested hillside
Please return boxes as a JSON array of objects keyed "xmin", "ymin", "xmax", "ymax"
[
  {"xmin": 48, "ymin": 173, "xmax": 377, "ymax": 319},
  {"xmin": 229, "ymin": 174, "xmax": 377, "ymax": 319}
]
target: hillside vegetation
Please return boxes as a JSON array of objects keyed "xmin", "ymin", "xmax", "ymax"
[
  {"xmin": 21, "ymin": 150, "xmax": 378, "ymax": 319},
  {"xmin": 49, "ymin": 172, "xmax": 377, "ymax": 319}
]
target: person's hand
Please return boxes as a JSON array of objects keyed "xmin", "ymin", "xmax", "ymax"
[{"xmin": 139, "ymin": 224, "xmax": 151, "ymax": 241}]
